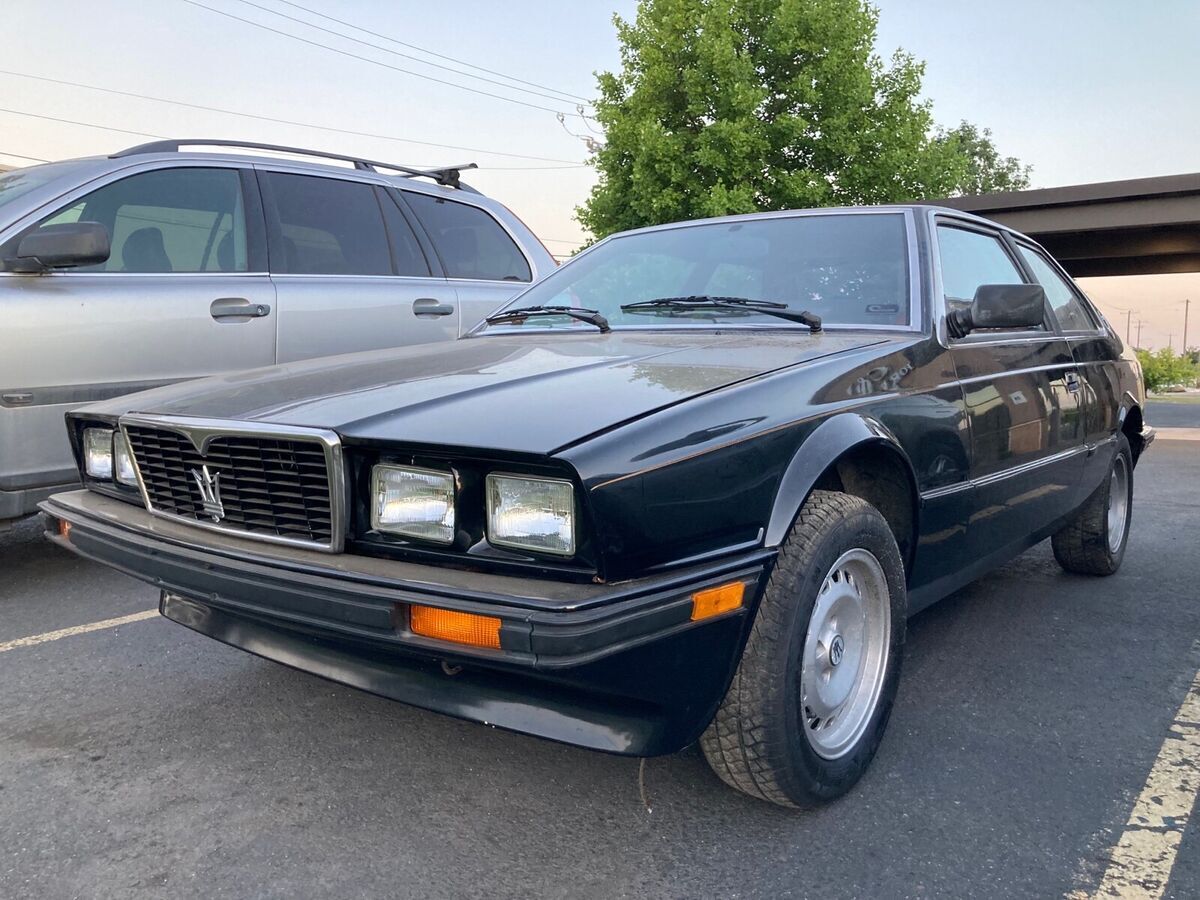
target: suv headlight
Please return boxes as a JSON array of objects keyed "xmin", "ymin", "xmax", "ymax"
[
  {"xmin": 486, "ymin": 474, "xmax": 575, "ymax": 556},
  {"xmin": 113, "ymin": 432, "xmax": 139, "ymax": 486},
  {"xmin": 371, "ymin": 464, "xmax": 456, "ymax": 544},
  {"xmin": 83, "ymin": 428, "xmax": 114, "ymax": 479}
]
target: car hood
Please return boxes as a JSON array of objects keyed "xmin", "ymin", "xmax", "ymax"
[{"xmin": 100, "ymin": 332, "xmax": 895, "ymax": 455}]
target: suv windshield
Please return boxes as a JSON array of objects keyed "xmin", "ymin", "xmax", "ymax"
[
  {"xmin": 481, "ymin": 212, "xmax": 912, "ymax": 333},
  {"xmin": 0, "ymin": 161, "xmax": 91, "ymax": 214}
]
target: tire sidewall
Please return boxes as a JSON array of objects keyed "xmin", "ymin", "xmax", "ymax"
[{"xmin": 773, "ymin": 502, "xmax": 907, "ymax": 802}]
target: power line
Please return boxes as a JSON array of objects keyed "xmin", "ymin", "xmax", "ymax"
[
  {"xmin": 0, "ymin": 149, "xmax": 49, "ymax": 163},
  {"xmin": 270, "ymin": 0, "xmax": 593, "ymax": 105},
  {"xmin": 0, "ymin": 69, "xmax": 584, "ymax": 164},
  {"xmin": 231, "ymin": 0, "xmax": 590, "ymax": 107},
  {"xmin": 178, "ymin": 0, "xmax": 586, "ymax": 118},
  {"xmin": 0, "ymin": 107, "xmax": 584, "ymax": 171}
]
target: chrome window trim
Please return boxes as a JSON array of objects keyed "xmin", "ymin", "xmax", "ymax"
[
  {"xmin": 0, "ymin": 271, "xmax": 270, "ymax": 278},
  {"xmin": 119, "ymin": 413, "xmax": 346, "ymax": 554}
]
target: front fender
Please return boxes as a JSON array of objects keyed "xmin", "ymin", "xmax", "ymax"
[{"xmin": 764, "ymin": 413, "xmax": 917, "ymax": 547}]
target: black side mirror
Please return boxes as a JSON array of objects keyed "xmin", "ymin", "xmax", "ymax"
[
  {"xmin": 9, "ymin": 222, "xmax": 111, "ymax": 272},
  {"xmin": 948, "ymin": 284, "xmax": 1046, "ymax": 338}
]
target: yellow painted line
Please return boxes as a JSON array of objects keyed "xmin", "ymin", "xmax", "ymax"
[
  {"xmin": 1154, "ymin": 427, "xmax": 1200, "ymax": 441},
  {"xmin": 0, "ymin": 609, "xmax": 159, "ymax": 654},
  {"xmin": 1083, "ymin": 666, "xmax": 1200, "ymax": 899}
]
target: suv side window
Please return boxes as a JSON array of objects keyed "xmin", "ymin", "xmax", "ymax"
[
  {"xmin": 1015, "ymin": 244, "xmax": 1098, "ymax": 332},
  {"xmin": 937, "ymin": 224, "xmax": 1042, "ymax": 332},
  {"xmin": 404, "ymin": 192, "xmax": 531, "ymax": 282},
  {"xmin": 12, "ymin": 167, "xmax": 248, "ymax": 273},
  {"xmin": 264, "ymin": 172, "xmax": 392, "ymax": 276}
]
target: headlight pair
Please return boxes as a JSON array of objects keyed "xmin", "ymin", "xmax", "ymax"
[
  {"xmin": 82, "ymin": 427, "xmax": 138, "ymax": 486},
  {"xmin": 370, "ymin": 464, "xmax": 576, "ymax": 557}
]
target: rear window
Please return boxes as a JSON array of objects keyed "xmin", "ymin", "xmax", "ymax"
[
  {"xmin": 404, "ymin": 192, "xmax": 531, "ymax": 282},
  {"xmin": 265, "ymin": 173, "xmax": 392, "ymax": 276}
]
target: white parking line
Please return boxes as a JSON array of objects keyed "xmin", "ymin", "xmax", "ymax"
[
  {"xmin": 1082, "ymin": 664, "xmax": 1200, "ymax": 898},
  {"xmin": 0, "ymin": 609, "xmax": 159, "ymax": 654}
]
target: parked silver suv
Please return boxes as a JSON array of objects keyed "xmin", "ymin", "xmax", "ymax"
[{"xmin": 0, "ymin": 139, "xmax": 555, "ymax": 526}]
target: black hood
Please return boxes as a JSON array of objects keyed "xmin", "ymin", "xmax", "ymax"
[{"xmin": 93, "ymin": 332, "xmax": 893, "ymax": 454}]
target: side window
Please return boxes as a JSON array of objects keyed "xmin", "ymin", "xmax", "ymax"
[
  {"xmin": 18, "ymin": 168, "xmax": 247, "ymax": 273},
  {"xmin": 404, "ymin": 192, "xmax": 531, "ymax": 282},
  {"xmin": 265, "ymin": 173, "xmax": 392, "ymax": 276},
  {"xmin": 1016, "ymin": 245, "xmax": 1097, "ymax": 332},
  {"xmin": 937, "ymin": 225, "xmax": 1041, "ymax": 333}
]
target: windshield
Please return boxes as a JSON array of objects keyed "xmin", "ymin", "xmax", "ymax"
[
  {"xmin": 0, "ymin": 161, "xmax": 90, "ymax": 215},
  {"xmin": 480, "ymin": 212, "xmax": 913, "ymax": 333}
]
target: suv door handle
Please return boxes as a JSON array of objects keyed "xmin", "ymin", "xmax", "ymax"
[
  {"xmin": 211, "ymin": 297, "xmax": 271, "ymax": 320},
  {"xmin": 1065, "ymin": 372, "xmax": 1081, "ymax": 393},
  {"xmin": 412, "ymin": 297, "xmax": 455, "ymax": 317}
]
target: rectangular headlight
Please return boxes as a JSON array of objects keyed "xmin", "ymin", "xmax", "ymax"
[
  {"xmin": 83, "ymin": 427, "xmax": 114, "ymax": 479},
  {"xmin": 486, "ymin": 474, "xmax": 575, "ymax": 556},
  {"xmin": 371, "ymin": 464, "xmax": 456, "ymax": 544},
  {"xmin": 113, "ymin": 432, "xmax": 139, "ymax": 486}
]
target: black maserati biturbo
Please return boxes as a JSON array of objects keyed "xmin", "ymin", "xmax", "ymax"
[{"xmin": 44, "ymin": 205, "xmax": 1152, "ymax": 807}]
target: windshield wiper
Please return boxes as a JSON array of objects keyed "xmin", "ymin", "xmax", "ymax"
[
  {"xmin": 620, "ymin": 296, "xmax": 822, "ymax": 333},
  {"xmin": 484, "ymin": 305, "xmax": 611, "ymax": 333}
]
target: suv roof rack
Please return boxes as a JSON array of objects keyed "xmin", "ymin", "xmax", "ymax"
[{"xmin": 111, "ymin": 139, "xmax": 479, "ymax": 189}]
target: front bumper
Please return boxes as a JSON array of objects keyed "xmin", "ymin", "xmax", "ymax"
[{"xmin": 42, "ymin": 490, "xmax": 772, "ymax": 756}]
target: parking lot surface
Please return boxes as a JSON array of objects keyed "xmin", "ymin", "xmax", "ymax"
[{"xmin": 2, "ymin": 437, "xmax": 1198, "ymax": 899}]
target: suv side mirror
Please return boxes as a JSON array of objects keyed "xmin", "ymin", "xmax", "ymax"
[
  {"xmin": 9, "ymin": 222, "xmax": 111, "ymax": 272},
  {"xmin": 948, "ymin": 284, "xmax": 1046, "ymax": 338}
]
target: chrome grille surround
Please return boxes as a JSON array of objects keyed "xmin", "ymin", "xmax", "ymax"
[{"xmin": 119, "ymin": 414, "xmax": 345, "ymax": 553}]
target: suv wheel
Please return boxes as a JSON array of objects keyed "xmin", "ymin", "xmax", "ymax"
[
  {"xmin": 1051, "ymin": 434, "xmax": 1133, "ymax": 576},
  {"xmin": 700, "ymin": 490, "xmax": 906, "ymax": 807}
]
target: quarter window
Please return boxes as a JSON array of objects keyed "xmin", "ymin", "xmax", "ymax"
[
  {"xmin": 265, "ymin": 173, "xmax": 392, "ymax": 276},
  {"xmin": 1016, "ymin": 245, "xmax": 1097, "ymax": 332},
  {"xmin": 16, "ymin": 167, "xmax": 247, "ymax": 273},
  {"xmin": 404, "ymin": 192, "xmax": 531, "ymax": 282}
]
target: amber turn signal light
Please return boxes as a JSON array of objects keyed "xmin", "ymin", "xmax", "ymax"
[
  {"xmin": 58, "ymin": 519, "xmax": 72, "ymax": 540},
  {"xmin": 410, "ymin": 605, "xmax": 502, "ymax": 650},
  {"xmin": 690, "ymin": 581, "xmax": 745, "ymax": 621}
]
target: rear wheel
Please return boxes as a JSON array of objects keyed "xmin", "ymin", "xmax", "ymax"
[
  {"xmin": 1052, "ymin": 434, "xmax": 1133, "ymax": 576},
  {"xmin": 700, "ymin": 490, "xmax": 906, "ymax": 808}
]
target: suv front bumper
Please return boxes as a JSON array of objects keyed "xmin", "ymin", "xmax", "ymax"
[{"xmin": 42, "ymin": 490, "xmax": 772, "ymax": 756}]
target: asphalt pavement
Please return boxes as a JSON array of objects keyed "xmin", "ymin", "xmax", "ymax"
[{"xmin": 2, "ymin": 435, "xmax": 1199, "ymax": 899}]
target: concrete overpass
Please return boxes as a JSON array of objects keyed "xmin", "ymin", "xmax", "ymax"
[{"xmin": 928, "ymin": 172, "xmax": 1200, "ymax": 278}]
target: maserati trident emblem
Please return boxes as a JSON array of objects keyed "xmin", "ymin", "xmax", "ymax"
[
  {"xmin": 191, "ymin": 464, "xmax": 225, "ymax": 523},
  {"xmin": 829, "ymin": 634, "xmax": 846, "ymax": 668}
]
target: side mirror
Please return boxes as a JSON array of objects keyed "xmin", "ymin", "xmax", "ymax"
[
  {"xmin": 948, "ymin": 284, "xmax": 1046, "ymax": 338},
  {"xmin": 9, "ymin": 222, "xmax": 111, "ymax": 272}
]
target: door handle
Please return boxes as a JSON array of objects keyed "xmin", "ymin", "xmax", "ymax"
[
  {"xmin": 1065, "ymin": 372, "xmax": 1081, "ymax": 393},
  {"xmin": 412, "ymin": 297, "xmax": 455, "ymax": 317},
  {"xmin": 211, "ymin": 297, "xmax": 271, "ymax": 320}
]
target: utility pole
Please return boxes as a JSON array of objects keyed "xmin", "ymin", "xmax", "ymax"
[
  {"xmin": 1184, "ymin": 298, "xmax": 1191, "ymax": 353},
  {"xmin": 1136, "ymin": 320, "xmax": 1144, "ymax": 348},
  {"xmin": 1126, "ymin": 309, "xmax": 1133, "ymax": 344}
]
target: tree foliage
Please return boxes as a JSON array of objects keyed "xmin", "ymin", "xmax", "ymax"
[
  {"xmin": 578, "ymin": 0, "xmax": 1031, "ymax": 238},
  {"xmin": 1136, "ymin": 347, "xmax": 1199, "ymax": 393}
]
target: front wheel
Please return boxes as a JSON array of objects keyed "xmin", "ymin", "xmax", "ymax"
[
  {"xmin": 700, "ymin": 490, "xmax": 906, "ymax": 808},
  {"xmin": 1052, "ymin": 434, "xmax": 1133, "ymax": 576}
]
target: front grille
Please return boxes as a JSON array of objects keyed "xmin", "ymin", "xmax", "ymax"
[{"xmin": 124, "ymin": 424, "xmax": 336, "ymax": 547}]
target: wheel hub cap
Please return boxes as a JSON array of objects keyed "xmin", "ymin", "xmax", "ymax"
[
  {"xmin": 1107, "ymin": 454, "xmax": 1130, "ymax": 554},
  {"xmin": 799, "ymin": 548, "xmax": 892, "ymax": 760}
]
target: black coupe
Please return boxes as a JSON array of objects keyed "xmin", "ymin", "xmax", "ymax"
[{"xmin": 43, "ymin": 206, "xmax": 1152, "ymax": 807}]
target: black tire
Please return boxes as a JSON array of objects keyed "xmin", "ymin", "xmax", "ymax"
[
  {"xmin": 1051, "ymin": 434, "xmax": 1133, "ymax": 576},
  {"xmin": 700, "ymin": 490, "xmax": 907, "ymax": 808}
]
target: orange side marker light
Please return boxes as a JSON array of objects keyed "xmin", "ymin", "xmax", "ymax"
[
  {"xmin": 691, "ymin": 581, "xmax": 745, "ymax": 621},
  {"xmin": 410, "ymin": 605, "xmax": 502, "ymax": 650}
]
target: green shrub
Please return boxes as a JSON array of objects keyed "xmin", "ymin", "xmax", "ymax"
[{"xmin": 1137, "ymin": 348, "xmax": 1200, "ymax": 393}]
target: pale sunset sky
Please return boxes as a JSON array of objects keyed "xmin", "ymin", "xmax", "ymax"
[{"xmin": 3, "ymin": 0, "xmax": 1197, "ymax": 349}]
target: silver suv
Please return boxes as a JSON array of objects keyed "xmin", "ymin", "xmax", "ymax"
[{"xmin": 0, "ymin": 139, "xmax": 555, "ymax": 526}]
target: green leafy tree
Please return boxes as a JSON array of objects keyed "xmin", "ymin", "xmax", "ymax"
[
  {"xmin": 578, "ymin": 0, "xmax": 1030, "ymax": 238},
  {"xmin": 1136, "ymin": 347, "xmax": 1200, "ymax": 393}
]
